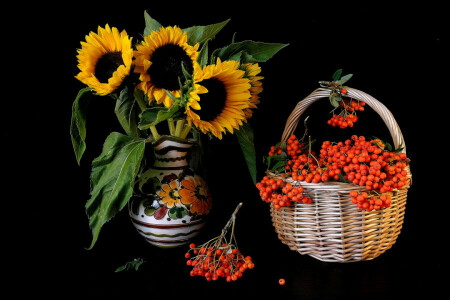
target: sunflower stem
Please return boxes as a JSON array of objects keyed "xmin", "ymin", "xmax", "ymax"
[
  {"xmin": 180, "ymin": 123, "xmax": 192, "ymax": 139},
  {"xmin": 135, "ymin": 91, "xmax": 148, "ymax": 112},
  {"xmin": 175, "ymin": 120, "xmax": 185, "ymax": 137},
  {"xmin": 168, "ymin": 118, "xmax": 176, "ymax": 136},
  {"xmin": 150, "ymin": 125, "xmax": 160, "ymax": 140}
]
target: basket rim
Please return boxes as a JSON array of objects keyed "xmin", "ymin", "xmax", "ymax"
[
  {"xmin": 266, "ymin": 171, "xmax": 367, "ymax": 191},
  {"xmin": 266, "ymin": 166, "xmax": 411, "ymax": 192}
]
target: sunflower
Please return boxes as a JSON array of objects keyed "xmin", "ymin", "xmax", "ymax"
[
  {"xmin": 186, "ymin": 59, "xmax": 252, "ymax": 139},
  {"xmin": 241, "ymin": 63, "xmax": 264, "ymax": 120},
  {"xmin": 75, "ymin": 24, "xmax": 133, "ymax": 96},
  {"xmin": 134, "ymin": 26, "xmax": 199, "ymax": 108}
]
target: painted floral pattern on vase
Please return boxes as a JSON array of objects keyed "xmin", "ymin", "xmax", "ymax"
[{"xmin": 129, "ymin": 136, "xmax": 211, "ymax": 248}]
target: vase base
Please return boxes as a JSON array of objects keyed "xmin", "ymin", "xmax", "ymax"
[
  {"xmin": 143, "ymin": 237, "xmax": 192, "ymax": 248},
  {"xmin": 130, "ymin": 216, "xmax": 206, "ymax": 248}
]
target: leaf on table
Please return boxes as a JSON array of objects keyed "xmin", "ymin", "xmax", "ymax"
[{"xmin": 115, "ymin": 258, "xmax": 146, "ymax": 272}]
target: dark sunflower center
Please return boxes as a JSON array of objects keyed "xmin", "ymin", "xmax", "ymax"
[
  {"xmin": 148, "ymin": 44, "xmax": 193, "ymax": 91},
  {"xmin": 95, "ymin": 51, "xmax": 124, "ymax": 83},
  {"xmin": 196, "ymin": 78, "xmax": 227, "ymax": 122}
]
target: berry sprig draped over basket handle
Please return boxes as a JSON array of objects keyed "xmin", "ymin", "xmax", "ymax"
[{"xmin": 280, "ymin": 85, "xmax": 406, "ymax": 154}]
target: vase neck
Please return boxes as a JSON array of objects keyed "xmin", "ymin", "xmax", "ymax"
[{"xmin": 152, "ymin": 136, "xmax": 195, "ymax": 169}]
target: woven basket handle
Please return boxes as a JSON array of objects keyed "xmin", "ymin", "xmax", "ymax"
[{"xmin": 281, "ymin": 86, "xmax": 406, "ymax": 154}]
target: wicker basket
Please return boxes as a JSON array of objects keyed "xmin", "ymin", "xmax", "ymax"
[{"xmin": 269, "ymin": 86, "xmax": 412, "ymax": 263}]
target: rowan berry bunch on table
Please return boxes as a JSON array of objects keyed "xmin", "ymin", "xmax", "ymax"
[
  {"xmin": 257, "ymin": 134, "xmax": 409, "ymax": 212},
  {"xmin": 186, "ymin": 242, "xmax": 254, "ymax": 282},
  {"xmin": 185, "ymin": 203, "xmax": 254, "ymax": 282}
]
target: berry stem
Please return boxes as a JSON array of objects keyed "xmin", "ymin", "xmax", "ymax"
[{"xmin": 222, "ymin": 202, "xmax": 243, "ymax": 237}]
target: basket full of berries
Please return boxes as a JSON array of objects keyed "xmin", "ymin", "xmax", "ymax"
[{"xmin": 256, "ymin": 72, "xmax": 412, "ymax": 263}]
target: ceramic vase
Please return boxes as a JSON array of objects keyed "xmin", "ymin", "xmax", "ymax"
[{"xmin": 128, "ymin": 136, "xmax": 211, "ymax": 248}]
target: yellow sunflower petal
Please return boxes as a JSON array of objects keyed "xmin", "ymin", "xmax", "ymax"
[
  {"xmin": 75, "ymin": 25, "xmax": 133, "ymax": 96},
  {"xmin": 185, "ymin": 59, "xmax": 256, "ymax": 139},
  {"xmin": 133, "ymin": 26, "xmax": 199, "ymax": 108}
]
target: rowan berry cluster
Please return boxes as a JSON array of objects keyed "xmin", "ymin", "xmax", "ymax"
[
  {"xmin": 268, "ymin": 139, "xmax": 306, "ymax": 157},
  {"xmin": 186, "ymin": 242, "xmax": 254, "ymax": 282},
  {"xmin": 319, "ymin": 135, "xmax": 409, "ymax": 194},
  {"xmin": 185, "ymin": 203, "xmax": 253, "ymax": 282},
  {"xmin": 258, "ymin": 134, "xmax": 409, "ymax": 212},
  {"xmin": 256, "ymin": 178, "xmax": 312, "ymax": 210},
  {"xmin": 341, "ymin": 99, "xmax": 365, "ymax": 112},
  {"xmin": 349, "ymin": 191, "xmax": 392, "ymax": 211},
  {"xmin": 327, "ymin": 97, "xmax": 365, "ymax": 129},
  {"xmin": 327, "ymin": 113, "xmax": 358, "ymax": 129}
]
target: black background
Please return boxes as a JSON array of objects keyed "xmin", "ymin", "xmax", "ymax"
[{"xmin": 6, "ymin": 2, "xmax": 447, "ymax": 299}]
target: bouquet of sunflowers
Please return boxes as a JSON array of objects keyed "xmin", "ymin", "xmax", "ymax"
[{"xmin": 71, "ymin": 11, "xmax": 287, "ymax": 249}]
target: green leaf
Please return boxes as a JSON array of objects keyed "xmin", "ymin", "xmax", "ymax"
[
  {"xmin": 114, "ymin": 86, "xmax": 140, "ymax": 137},
  {"xmin": 183, "ymin": 19, "xmax": 230, "ymax": 46},
  {"xmin": 338, "ymin": 173, "xmax": 351, "ymax": 183},
  {"xmin": 271, "ymin": 160, "xmax": 287, "ymax": 172},
  {"xmin": 394, "ymin": 146, "xmax": 404, "ymax": 153},
  {"xmin": 138, "ymin": 105, "xmax": 180, "ymax": 129},
  {"xmin": 115, "ymin": 258, "xmax": 145, "ymax": 272},
  {"xmin": 236, "ymin": 123, "xmax": 257, "ymax": 184},
  {"xmin": 384, "ymin": 142, "xmax": 393, "ymax": 152},
  {"xmin": 332, "ymin": 69, "xmax": 343, "ymax": 81},
  {"xmin": 166, "ymin": 90, "xmax": 182, "ymax": 104},
  {"xmin": 133, "ymin": 259, "xmax": 145, "ymax": 270},
  {"xmin": 134, "ymin": 88, "xmax": 149, "ymax": 112},
  {"xmin": 86, "ymin": 133, "xmax": 146, "ymax": 249},
  {"xmin": 212, "ymin": 40, "xmax": 288, "ymax": 63},
  {"xmin": 197, "ymin": 40, "xmax": 209, "ymax": 68},
  {"xmin": 337, "ymin": 74, "xmax": 353, "ymax": 85},
  {"xmin": 70, "ymin": 87, "xmax": 92, "ymax": 165},
  {"xmin": 393, "ymin": 141, "xmax": 404, "ymax": 153},
  {"xmin": 115, "ymin": 265, "xmax": 127, "ymax": 273},
  {"xmin": 231, "ymin": 32, "xmax": 237, "ymax": 44},
  {"xmin": 263, "ymin": 153, "xmax": 287, "ymax": 169},
  {"xmin": 143, "ymin": 11, "xmax": 162, "ymax": 36},
  {"xmin": 181, "ymin": 62, "xmax": 192, "ymax": 81},
  {"xmin": 330, "ymin": 93, "xmax": 341, "ymax": 107},
  {"xmin": 228, "ymin": 51, "xmax": 243, "ymax": 62}
]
